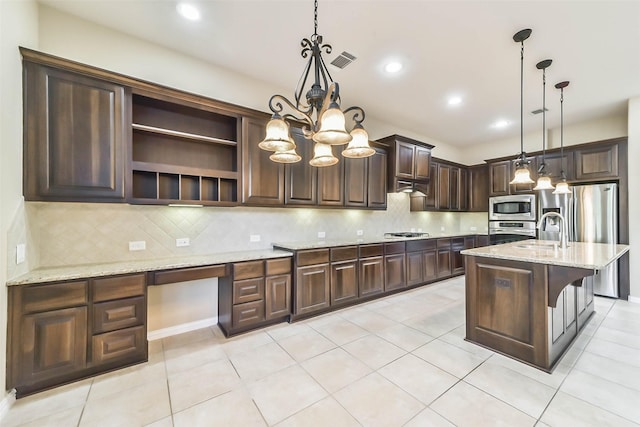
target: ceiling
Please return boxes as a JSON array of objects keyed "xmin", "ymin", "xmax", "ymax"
[{"xmin": 39, "ymin": 0, "xmax": 640, "ymax": 147}]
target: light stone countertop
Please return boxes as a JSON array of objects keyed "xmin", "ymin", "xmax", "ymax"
[
  {"xmin": 273, "ymin": 232, "xmax": 486, "ymax": 251},
  {"xmin": 6, "ymin": 249, "xmax": 293, "ymax": 286},
  {"xmin": 461, "ymin": 240, "xmax": 629, "ymax": 270}
]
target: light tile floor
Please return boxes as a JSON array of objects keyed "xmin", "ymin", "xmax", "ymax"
[{"xmin": 4, "ymin": 276, "xmax": 640, "ymax": 426}]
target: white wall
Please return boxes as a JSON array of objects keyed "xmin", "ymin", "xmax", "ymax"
[
  {"xmin": 628, "ymin": 97, "xmax": 640, "ymax": 301},
  {"xmin": 0, "ymin": 0, "xmax": 39, "ymax": 409}
]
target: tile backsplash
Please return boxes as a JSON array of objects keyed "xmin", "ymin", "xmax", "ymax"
[{"xmin": 8, "ymin": 193, "xmax": 487, "ymax": 274}]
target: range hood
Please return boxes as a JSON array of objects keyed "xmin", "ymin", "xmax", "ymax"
[{"xmin": 396, "ymin": 180, "xmax": 428, "ymax": 196}]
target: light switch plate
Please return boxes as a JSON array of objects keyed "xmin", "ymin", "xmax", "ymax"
[
  {"xmin": 250, "ymin": 234, "xmax": 261, "ymax": 242},
  {"xmin": 318, "ymin": 231, "xmax": 326, "ymax": 239},
  {"xmin": 129, "ymin": 241, "xmax": 146, "ymax": 251},
  {"xmin": 176, "ymin": 237, "xmax": 190, "ymax": 247},
  {"xmin": 356, "ymin": 230, "xmax": 364, "ymax": 236},
  {"xmin": 16, "ymin": 244, "xmax": 26, "ymax": 264}
]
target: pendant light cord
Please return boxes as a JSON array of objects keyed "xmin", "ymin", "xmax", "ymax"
[
  {"xmin": 560, "ymin": 86, "xmax": 564, "ymax": 174},
  {"xmin": 542, "ymin": 68, "xmax": 546, "ymax": 164},
  {"xmin": 314, "ymin": 0, "xmax": 318, "ymax": 37},
  {"xmin": 520, "ymin": 40, "xmax": 524, "ymax": 159}
]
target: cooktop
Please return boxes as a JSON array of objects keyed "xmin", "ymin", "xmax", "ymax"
[{"xmin": 384, "ymin": 232, "xmax": 430, "ymax": 238}]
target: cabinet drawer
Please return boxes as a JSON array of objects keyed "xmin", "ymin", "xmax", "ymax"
[
  {"xmin": 437, "ymin": 238, "xmax": 451, "ymax": 249},
  {"xmin": 150, "ymin": 264, "xmax": 227, "ymax": 285},
  {"xmin": 93, "ymin": 274, "xmax": 145, "ymax": 303},
  {"xmin": 359, "ymin": 244, "xmax": 383, "ymax": 258},
  {"xmin": 385, "ymin": 242, "xmax": 406, "ymax": 255},
  {"xmin": 406, "ymin": 239, "xmax": 436, "ymax": 252},
  {"xmin": 232, "ymin": 300, "xmax": 265, "ymax": 328},
  {"xmin": 233, "ymin": 278, "xmax": 265, "ymax": 304},
  {"xmin": 451, "ymin": 237, "xmax": 465, "ymax": 249},
  {"xmin": 22, "ymin": 281, "xmax": 88, "ymax": 314},
  {"xmin": 266, "ymin": 258, "xmax": 291, "ymax": 275},
  {"xmin": 93, "ymin": 296, "xmax": 145, "ymax": 334},
  {"xmin": 92, "ymin": 325, "xmax": 146, "ymax": 366},
  {"xmin": 331, "ymin": 246, "xmax": 358, "ymax": 262},
  {"xmin": 297, "ymin": 249, "xmax": 330, "ymax": 266},
  {"xmin": 233, "ymin": 261, "xmax": 265, "ymax": 280}
]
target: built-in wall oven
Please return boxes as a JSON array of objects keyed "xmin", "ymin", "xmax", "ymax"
[{"xmin": 488, "ymin": 195, "xmax": 537, "ymax": 245}]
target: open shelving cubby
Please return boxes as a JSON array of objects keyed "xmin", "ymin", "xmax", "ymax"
[{"xmin": 129, "ymin": 93, "xmax": 240, "ymax": 205}]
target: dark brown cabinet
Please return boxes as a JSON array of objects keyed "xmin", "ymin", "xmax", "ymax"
[
  {"xmin": 437, "ymin": 164, "xmax": 452, "ymax": 210},
  {"xmin": 219, "ymin": 258, "xmax": 291, "ymax": 334},
  {"xmin": 384, "ymin": 243, "xmax": 406, "ymax": 291},
  {"xmin": 405, "ymin": 240, "xmax": 438, "ymax": 286},
  {"xmin": 377, "ymin": 134, "xmax": 433, "ymax": 192},
  {"xmin": 8, "ymin": 274, "xmax": 147, "ymax": 397},
  {"xmin": 294, "ymin": 249, "xmax": 330, "ymax": 315},
  {"xmin": 242, "ymin": 116, "xmax": 285, "ymax": 205},
  {"xmin": 451, "ymin": 236, "xmax": 475, "ymax": 275},
  {"xmin": 129, "ymin": 92, "xmax": 240, "ymax": 205},
  {"xmin": 330, "ymin": 246, "xmax": 359, "ymax": 306},
  {"xmin": 469, "ymin": 164, "xmax": 489, "ymax": 212},
  {"xmin": 286, "ymin": 128, "xmax": 317, "ymax": 205},
  {"xmin": 574, "ymin": 143, "xmax": 618, "ymax": 181},
  {"xmin": 344, "ymin": 157, "xmax": 368, "ymax": 207},
  {"xmin": 437, "ymin": 238, "xmax": 452, "ymax": 278},
  {"xmin": 367, "ymin": 149, "xmax": 388, "ymax": 209},
  {"xmin": 23, "ymin": 58, "xmax": 127, "ymax": 202},
  {"xmin": 318, "ymin": 163, "xmax": 344, "ymax": 206},
  {"xmin": 359, "ymin": 244, "xmax": 385, "ymax": 298},
  {"xmin": 458, "ymin": 168, "xmax": 469, "ymax": 211},
  {"xmin": 488, "ymin": 157, "xmax": 537, "ymax": 196},
  {"xmin": 537, "ymin": 152, "xmax": 574, "ymax": 183}
]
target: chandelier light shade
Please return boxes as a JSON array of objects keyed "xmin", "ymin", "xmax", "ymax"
[
  {"xmin": 259, "ymin": 0, "xmax": 373, "ymax": 166},
  {"xmin": 258, "ymin": 113, "xmax": 296, "ymax": 152},
  {"xmin": 309, "ymin": 142, "xmax": 339, "ymax": 167},
  {"xmin": 553, "ymin": 80, "xmax": 572, "ymax": 195},
  {"xmin": 534, "ymin": 59, "xmax": 555, "ymax": 191},
  {"xmin": 342, "ymin": 123, "xmax": 375, "ymax": 158},
  {"xmin": 510, "ymin": 28, "xmax": 535, "ymax": 185}
]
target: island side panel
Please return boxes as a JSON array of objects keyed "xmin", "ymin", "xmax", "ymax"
[{"xmin": 465, "ymin": 256, "xmax": 549, "ymax": 369}]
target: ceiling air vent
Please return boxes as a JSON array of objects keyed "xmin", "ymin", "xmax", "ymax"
[
  {"xmin": 531, "ymin": 107, "xmax": 548, "ymax": 115},
  {"xmin": 330, "ymin": 51, "xmax": 357, "ymax": 69}
]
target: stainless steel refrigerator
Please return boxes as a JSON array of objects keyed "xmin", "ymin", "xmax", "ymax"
[{"xmin": 538, "ymin": 183, "xmax": 618, "ymax": 297}]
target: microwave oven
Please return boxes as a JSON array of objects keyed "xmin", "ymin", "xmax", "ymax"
[{"xmin": 488, "ymin": 194, "xmax": 536, "ymax": 221}]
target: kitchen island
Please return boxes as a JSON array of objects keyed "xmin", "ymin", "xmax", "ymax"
[{"xmin": 461, "ymin": 240, "xmax": 629, "ymax": 372}]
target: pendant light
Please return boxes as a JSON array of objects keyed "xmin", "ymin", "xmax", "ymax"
[
  {"xmin": 510, "ymin": 29, "xmax": 534, "ymax": 185},
  {"xmin": 553, "ymin": 81, "xmax": 571, "ymax": 194},
  {"xmin": 534, "ymin": 59, "xmax": 555, "ymax": 191}
]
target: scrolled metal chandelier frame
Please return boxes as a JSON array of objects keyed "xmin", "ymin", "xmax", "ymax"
[{"xmin": 259, "ymin": 0, "xmax": 374, "ymax": 167}]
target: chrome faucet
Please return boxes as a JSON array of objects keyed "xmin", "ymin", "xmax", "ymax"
[{"xmin": 537, "ymin": 212, "xmax": 569, "ymax": 249}]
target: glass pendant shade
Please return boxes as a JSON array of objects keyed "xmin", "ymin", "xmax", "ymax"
[
  {"xmin": 342, "ymin": 125, "xmax": 375, "ymax": 158},
  {"xmin": 533, "ymin": 174, "xmax": 554, "ymax": 190},
  {"xmin": 553, "ymin": 179, "xmax": 571, "ymax": 195},
  {"xmin": 270, "ymin": 148, "xmax": 302, "ymax": 164},
  {"xmin": 510, "ymin": 164, "xmax": 534, "ymax": 184},
  {"xmin": 259, "ymin": 115, "xmax": 296, "ymax": 152},
  {"xmin": 309, "ymin": 142, "xmax": 338, "ymax": 167},
  {"xmin": 313, "ymin": 102, "xmax": 352, "ymax": 145}
]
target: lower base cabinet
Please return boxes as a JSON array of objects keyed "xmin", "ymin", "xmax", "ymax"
[
  {"xmin": 219, "ymin": 258, "xmax": 292, "ymax": 336},
  {"xmin": 8, "ymin": 274, "xmax": 148, "ymax": 397}
]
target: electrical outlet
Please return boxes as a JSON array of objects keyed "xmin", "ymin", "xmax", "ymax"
[
  {"xmin": 176, "ymin": 237, "xmax": 190, "ymax": 247},
  {"xmin": 356, "ymin": 230, "xmax": 364, "ymax": 236},
  {"xmin": 317, "ymin": 231, "xmax": 326, "ymax": 239},
  {"xmin": 16, "ymin": 244, "xmax": 26, "ymax": 264},
  {"xmin": 470, "ymin": 226, "xmax": 478, "ymax": 231},
  {"xmin": 250, "ymin": 234, "xmax": 261, "ymax": 242},
  {"xmin": 129, "ymin": 241, "xmax": 146, "ymax": 251},
  {"xmin": 440, "ymin": 227, "xmax": 445, "ymax": 232}
]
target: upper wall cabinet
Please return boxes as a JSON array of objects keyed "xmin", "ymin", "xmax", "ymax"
[
  {"xmin": 23, "ymin": 57, "xmax": 127, "ymax": 202},
  {"xmin": 128, "ymin": 91, "xmax": 240, "ymax": 205},
  {"xmin": 488, "ymin": 156, "xmax": 537, "ymax": 196},
  {"xmin": 376, "ymin": 135, "xmax": 434, "ymax": 192},
  {"xmin": 573, "ymin": 142, "xmax": 618, "ymax": 181}
]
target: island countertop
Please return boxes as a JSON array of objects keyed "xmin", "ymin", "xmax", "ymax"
[{"xmin": 461, "ymin": 240, "xmax": 629, "ymax": 270}]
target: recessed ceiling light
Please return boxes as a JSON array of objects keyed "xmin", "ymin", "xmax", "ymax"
[
  {"xmin": 176, "ymin": 2, "xmax": 201, "ymax": 21},
  {"xmin": 492, "ymin": 120, "xmax": 510, "ymax": 129},
  {"xmin": 448, "ymin": 96, "xmax": 462, "ymax": 106},
  {"xmin": 384, "ymin": 61, "xmax": 403, "ymax": 74}
]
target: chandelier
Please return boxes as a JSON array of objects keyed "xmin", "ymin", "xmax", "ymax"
[{"xmin": 258, "ymin": 0, "xmax": 374, "ymax": 167}]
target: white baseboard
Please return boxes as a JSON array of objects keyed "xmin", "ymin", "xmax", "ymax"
[
  {"xmin": 147, "ymin": 317, "xmax": 218, "ymax": 341},
  {"xmin": 628, "ymin": 295, "xmax": 640, "ymax": 304},
  {"xmin": 0, "ymin": 389, "xmax": 16, "ymax": 424}
]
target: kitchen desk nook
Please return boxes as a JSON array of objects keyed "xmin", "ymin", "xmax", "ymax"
[{"xmin": 462, "ymin": 240, "xmax": 629, "ymax": 372}]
